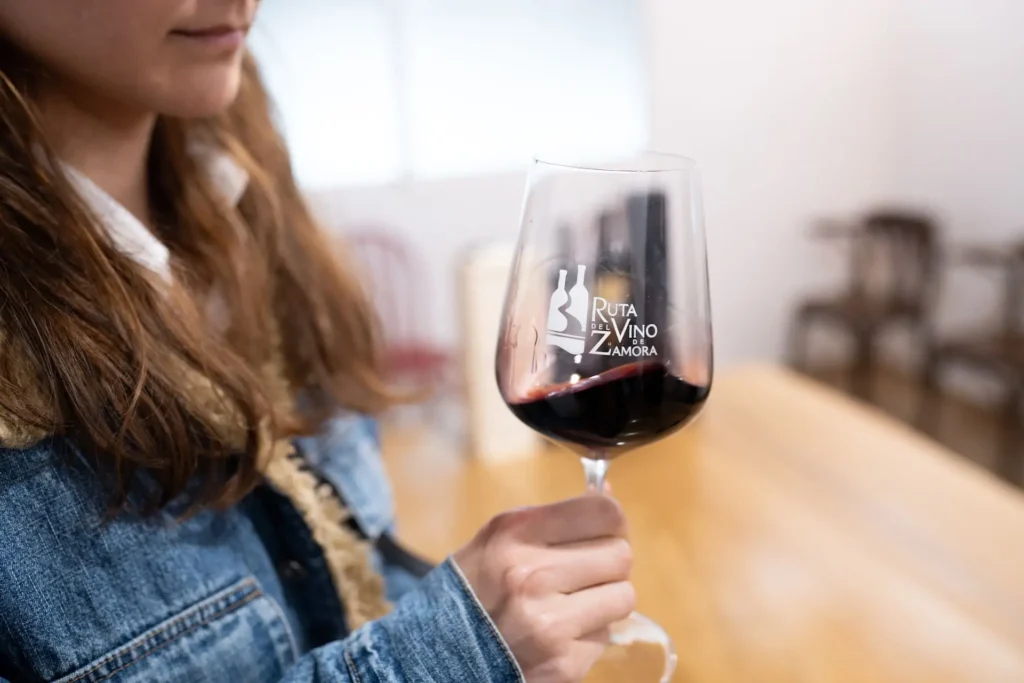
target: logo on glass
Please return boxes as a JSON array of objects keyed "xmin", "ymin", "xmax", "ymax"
[
  {"xmin": 547, "ymin": 264, "xmax": 660, "ymax": 362},
  {"xmin": 546, "ymin": 265, "xmax": 589, "ymax": 362}
]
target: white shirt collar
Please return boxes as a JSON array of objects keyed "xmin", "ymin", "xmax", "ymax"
[{"xmin": 64, "ymin": 147, "xmax": 249, "ymax": 281}]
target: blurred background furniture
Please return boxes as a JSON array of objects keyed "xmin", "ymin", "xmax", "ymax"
[
  {"xmin": 789, "ymin": 210, "xmax": 939, "ymax": 398},
  {"xmin": 251, "ymin": 0, "xmax": 1024, "ymax": 490},
  {"xmin": 458, "ymin": 244, "xmax": 541, "ymax": 461},
  {"xmin": 383, "ymin": 365, "xmax": 1024, "ymax": 683},
  {"xmin": 921, "ymin": 241, "xmax": 1024, "ymax": 480},
  {"xmin": 346, "ymin": 228, "xmax": 453, "ymax": 402},
  {"xmin": 244, "ymin": 4, "xmax": 1024, "ymax": 677}
]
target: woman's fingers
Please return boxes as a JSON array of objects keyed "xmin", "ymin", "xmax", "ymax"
[
  {"xmin": 580, "ymin": 627, "xmax": 612, "ymax": 647},
  {"xmin": 455, "ymin": 497, "xmax": 636, "ymax": 682},
  {"xmin": 529, "ymin": 495, "xmax": 628, "ymax": 546},
  {"xmin": 561, "ymin": 581, "xmax": 637, "ymax": 638},
  {"xmin": 542, "ymin": 538, "xmax": 633, "ymax": 593}
]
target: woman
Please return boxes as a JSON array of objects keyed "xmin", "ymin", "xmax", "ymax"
[{"xmin": 0, "ymin": 2, "xmax": 636, "ymax": 682}]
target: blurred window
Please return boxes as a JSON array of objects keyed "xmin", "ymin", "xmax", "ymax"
[{"xmin": 249, "ymin": 0, "xmax": 648, "ymax": 189}]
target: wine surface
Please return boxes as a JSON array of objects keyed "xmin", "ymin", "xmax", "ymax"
[{"xmin": 508, "ymin": 361, "xmax": 710, "ymax": 457}]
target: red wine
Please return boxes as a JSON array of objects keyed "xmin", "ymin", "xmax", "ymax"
[{"xmin": 508, "ymin": 362, "xmax": 710, "ymax": 457}]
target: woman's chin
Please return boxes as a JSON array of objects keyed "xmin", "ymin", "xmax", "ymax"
[{"xmin": 156, "ymin": 68, "xmax": 242, "ymax": 119}]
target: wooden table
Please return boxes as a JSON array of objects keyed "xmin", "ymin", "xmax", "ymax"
[{"xmin": 382, "ymin": 365, "xmax": 1024, "ymax": 682}]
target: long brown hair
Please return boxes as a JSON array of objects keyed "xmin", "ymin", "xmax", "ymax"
[{"xmin": 0, "ymin": 48, "xmax": 390, "ymax": 510}]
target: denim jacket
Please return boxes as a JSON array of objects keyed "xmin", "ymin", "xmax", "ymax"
[{"xmin": 0, "ymin": 415, "xmax": 524, "ymax": 683}]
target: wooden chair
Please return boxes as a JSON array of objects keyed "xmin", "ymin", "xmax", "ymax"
[
  {"xmin": 920, "ymin": 240, "xmax": 1024, "ymax": 478},
  {"xmin": 344, "ymin": 228, "xmax": 452, "ymax": 398},
  {"xmin": 789, "ymin": 210, "xmax": 940, "ymax": 398}
]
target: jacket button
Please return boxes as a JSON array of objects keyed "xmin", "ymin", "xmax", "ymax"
[{"xmin": 280, "ymin": 560, "xmax": 308, "ymax": 581}]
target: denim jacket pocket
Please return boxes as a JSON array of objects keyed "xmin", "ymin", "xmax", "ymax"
[{"xmin": 54, "ymin": 578, "xmax": 297, "ymax": 683}]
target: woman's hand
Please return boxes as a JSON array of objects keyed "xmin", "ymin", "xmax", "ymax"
[{"xmin": 453, "ymin": 496, "xmax": 635, "ymax": 683}]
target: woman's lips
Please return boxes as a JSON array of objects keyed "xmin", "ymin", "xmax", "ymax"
[{"xmin": 170, "ymin": 25, "xmax": 248, "ymax": 52}]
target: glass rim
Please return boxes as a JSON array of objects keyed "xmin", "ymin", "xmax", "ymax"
[{"xmin": 532, "ymin": 150, "xmax": 697, "ymax": 174}]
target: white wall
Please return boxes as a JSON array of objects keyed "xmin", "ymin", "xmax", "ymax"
[
  {"xmin": 311, "ymin": 0, "xmax": 899, "ymax": 369},
  {"xmin": 310, "ymin": 173, "xmax": 527, "ymax": 348},
  {"xmin": 643, "ymin": 0, "xmax": 896, "ymax": 366},
  {"xmin": 889, "ymin": 0, "xmax": 1024, "ymax": 335}
]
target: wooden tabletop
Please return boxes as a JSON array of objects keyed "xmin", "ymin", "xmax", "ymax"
[{"xmin": 381, "ymin": 365, "xmax": 1024, "ymax": 682}]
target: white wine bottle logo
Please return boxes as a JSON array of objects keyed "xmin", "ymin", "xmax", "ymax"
[
  {"xmin": 546, "ymin": 264, "xmax": 589, "ymax": 361},
  {"xmin": 566, "ymin": 265, "xmax": 588, "ymax": 333},
  {"xmin": 547, "ymin": 270, "xmax": 570, "ymax": 334}
]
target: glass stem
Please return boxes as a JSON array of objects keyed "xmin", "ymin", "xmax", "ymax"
[{"xmin": 582, "ymin": 454, "xmax": 610, "ymax": 494}]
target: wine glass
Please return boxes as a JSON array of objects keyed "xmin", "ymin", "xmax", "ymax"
[{"xmin": 495, "ymin": 152, "xmax": 713, "ymax": 682}]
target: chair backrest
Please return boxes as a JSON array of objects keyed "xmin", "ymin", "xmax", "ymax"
[
  {"xmin": 344, "ymin": 228, "xmax": 425, "ymax": 346},
  {"xmin": 849, "ymin": 210, "xmax": 938, "ymax": 309},
  {"xmin": 1004, "ymin": 241, "xmax": 1024, "ymax": 336}
]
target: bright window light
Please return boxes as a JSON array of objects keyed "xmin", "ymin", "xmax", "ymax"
[{"xmin": 249, "ymin": 0, "xmax": 648, "ymax": 189}]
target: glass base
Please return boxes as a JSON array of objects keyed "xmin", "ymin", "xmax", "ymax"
[{"xmin": 587, "ymin": 611, "xmax": 676, "ymax": 682}]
